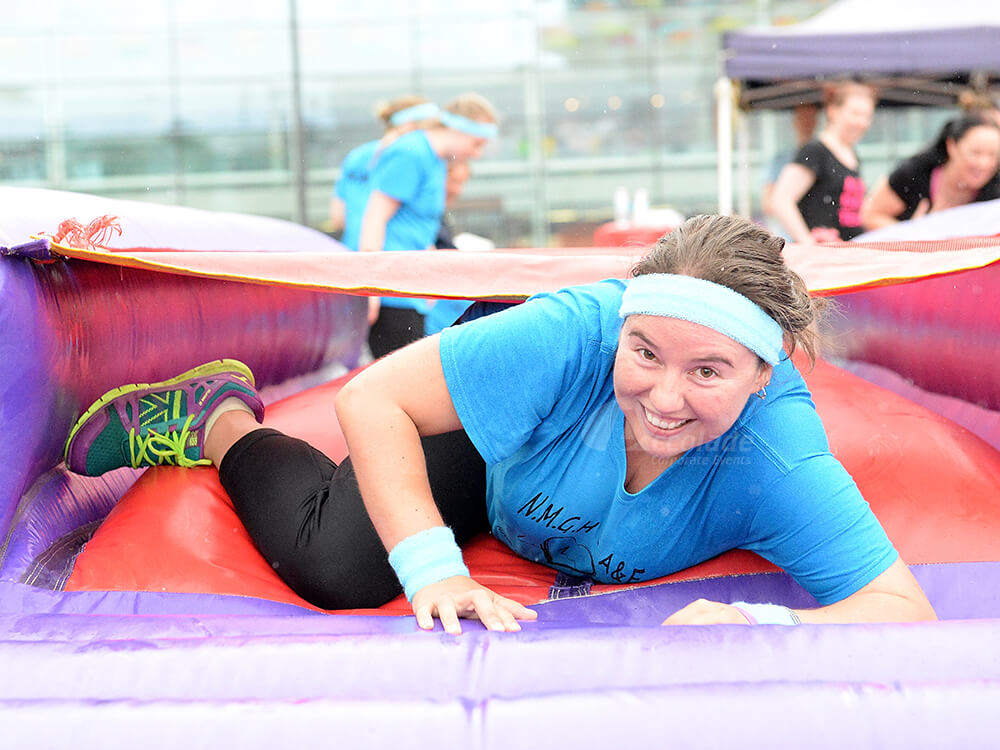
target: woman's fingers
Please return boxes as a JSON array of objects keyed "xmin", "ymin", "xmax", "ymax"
[
  {"xmin": 436, "ymin": 597, "xmax": 463, "ymax": 635},
  {"xmin": 809, "ymin": 226, "xmax": 840, "ymax": 242},
  {"xmin": 468, "ymin": 593, "xmax": 538, "ymax": 632},
  {"xmin": 414, "ymin": 600, "xmax": 437, "ymax": 631},
  {"xmin": 912, "ymin": 197, "xmax": 931, "ymax": 219},
  {"xmin": 496, "ymin": 596, "xmax": 539, "ymax": 621},
  {"xmin": 411, "ymin": 578, "xmax": 538, "ymax": 634},
  {"xmin": 467, "ymin": 589, "xmax": 510, "ymax": 632},
  {"xmin": 367, "ymin": 296, "xmax": 381, "ymax": 325}
]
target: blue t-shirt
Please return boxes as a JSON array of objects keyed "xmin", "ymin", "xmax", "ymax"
[
  {"xmin": 439, "ymin": 279, "xmax": 897, "ymax": 605},
  {"xmin": 367, "ymin": 131, "xmax": 446, "ymax": 313},
  {"xmin": 335, "ymin": 131, "xmax": 445, "ymax": 315},
  {"xmin": 425, "ymin": 299, "xmax": 474, "ymax": 335},
  {"xmin": 334, "ymin": 140, "xmax": 380, "ymax": 252}
]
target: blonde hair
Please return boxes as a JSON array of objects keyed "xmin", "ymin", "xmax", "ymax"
[
  {"xmin": 373, "ymin": 95, "xmax": 433, "ymax": 133},
  {"xmin": 441, "ymin": 92, "xmax": 499, "ymax": 125}
]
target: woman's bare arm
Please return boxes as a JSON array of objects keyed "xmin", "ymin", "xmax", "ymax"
[
  {"xmin": 769, "ymin": 163, "xmax": 820, "ymax": 243},
  {"xmin": 663, "ymin": 557, "xmax": 936, "ymax": 625},
  {"xmin": 334, "ymin": 335, "xmax": 537, "ymax": 633},
  {"xmin": 860, "ymin": 176, "xmax": 909, "ymax": 230}
]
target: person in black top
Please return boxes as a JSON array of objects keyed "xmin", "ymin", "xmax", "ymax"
[
  {"xmin": 861, "ymin": 113, "xmax": 1000, "ymax": 230},
  {"xmin": 770, "ymin": 82, "xmax": 878, "ymax": 243}
]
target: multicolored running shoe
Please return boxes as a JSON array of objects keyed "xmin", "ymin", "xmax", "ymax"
[{"xmin": 64, "ymin": 359, "xmax": 264, "ymax": 476}]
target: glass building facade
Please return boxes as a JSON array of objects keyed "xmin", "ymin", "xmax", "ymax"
[{"xmin": 1, "ymin": 0, "xmax": 960, "ymax": 248}]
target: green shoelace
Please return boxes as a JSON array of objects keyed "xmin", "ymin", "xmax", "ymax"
[{"xmin": 128, "ymin": 415, "xmax": 211, "ymax": 469}]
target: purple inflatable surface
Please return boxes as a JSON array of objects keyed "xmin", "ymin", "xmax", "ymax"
[{"xmin": 2, "ymin": 573, "xmax": 1000, "ymax": 748}]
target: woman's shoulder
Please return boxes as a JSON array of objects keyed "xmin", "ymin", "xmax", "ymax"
[
  {"xmin": 793, "ymin": 139, "xmax": 829, "ymax": 162},
  {"xmin": 791, "ymin": 139, "xmax": 838, "ymax": 176},
  {"xmin": 340, "ymin": 140, "xmax": 379, "ymax": 170},
  {"xmin": 446, "ymin": 279, "xmax": 625, "ymax": 360},
  {"xmin": 526, "ymin": 279, "xmax": 626, "ymax": 349},
  {"xmin": 734, "ymin": 359, "xmax": 830, "ymax": 464},
  {"xmin": 891, "ymin": 147, "xmax": 939, "ymax": 179},
  {"xmin": 978, "ymin": 172, "xmax": 1000, "ymax": 201},
  {"xmin": 530, "ymin": 278, "xmax": 625, "ymax": 309},
  {"xmin": 376, "ymin": 130, "xmax": 433, "ymax": 162}
]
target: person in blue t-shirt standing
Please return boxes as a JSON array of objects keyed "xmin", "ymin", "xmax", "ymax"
[
  {"xmin": 340, "ymin": 94, "xmax": 498, "ymax": 359},
  {"xmin": 424, "ymin": 159, "xmax": 487, "ymax": 337},
  {"xmin": 329, "ymin": 94, "xmax": 433, "ymax": 238},
  {"xmin": 64, "ymin": 215, "xmax": 935, "ymax": 633}
]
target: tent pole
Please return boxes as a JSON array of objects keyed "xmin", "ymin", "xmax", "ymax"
[
  {"xmin": 715, "ymin": 76, "xmax": 734, "ymax": 215},
  {"xmin": 736, "ymin": 107, "xmax": 751, "ymax": 218}
]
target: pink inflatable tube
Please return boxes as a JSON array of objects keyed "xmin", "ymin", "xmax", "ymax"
[
  {"xmin": 836, "ymin": 211, "xmax": 1000, "ymax": 449},
  {"xmin": 834, "ymin": 263, "xmax": 1000, "ymax": 410}
]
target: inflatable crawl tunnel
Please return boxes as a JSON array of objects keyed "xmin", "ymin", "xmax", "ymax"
[{"xmin": 3, "ymin": 186, "xmax": 1000, "ymax": 746}]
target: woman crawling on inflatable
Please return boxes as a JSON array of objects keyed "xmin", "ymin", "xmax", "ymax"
[{"xmin": 64, "ymin": 214, "xmax": 936, "ymax": 633}]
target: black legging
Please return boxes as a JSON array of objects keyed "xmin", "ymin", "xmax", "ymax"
[
  {"xmin": 368, "ymin": 306, "xmax": 426, "ymax": 359},
  {"xmin": 218, "ymin": 428, "xmax": 489, "ymax": 609}
]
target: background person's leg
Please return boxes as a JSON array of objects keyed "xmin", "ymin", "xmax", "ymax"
[{"xmin": 368, "ymin": 306, "xmax": 426, "ymax": 359}]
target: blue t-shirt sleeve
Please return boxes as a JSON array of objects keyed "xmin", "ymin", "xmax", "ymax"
[
  {"xmin": 439, "ymin": 288, "xmax": 609, "ymax": 465},
  {"xmin": 744, "ymin": 456, "xmax": 898, "ymax": 605},
  {"xmin": 371, "ymin": 146, "xmax": 424, "ymax": 205}
]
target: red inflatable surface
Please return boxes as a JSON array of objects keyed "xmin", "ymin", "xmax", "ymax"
[
  {"xmin": 66, "ymin": 356, "xmax": 1000, "ymax": 614},
  {"xmin": 592, "ymin": 222, "xmax": 678, "ymax": 248}
]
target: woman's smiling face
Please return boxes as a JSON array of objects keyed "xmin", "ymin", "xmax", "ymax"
[
  {"xmin": 613, "ymin": 314, "xmax": 771, "ymax": 466},
  {"xmin": 948, "ymin": 125, "xmax": 1000, "ymax": 190}
]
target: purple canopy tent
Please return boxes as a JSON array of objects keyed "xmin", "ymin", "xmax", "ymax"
[{"xmin": 715, "ymin": 0, "xmax": 1000, "ymax": 214}]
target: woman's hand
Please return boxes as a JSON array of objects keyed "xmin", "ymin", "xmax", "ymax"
[
  {"xmin": 809, "ymin": 226, "xmax": 842, "ymax": 242},
  {"xmin": 911, "ymin": 197, "xmax": 931, "ymax": 220},
  {"xmin": 367, "ymin": 296, "xmax": 381, "ymax": 326},
  {"xmin": 411, "ymin": 575, "xmax": 538, "ymax": 635},
  {"xmin": 661, "ymin": 598, "xmax": 752, "ymax": 626}
]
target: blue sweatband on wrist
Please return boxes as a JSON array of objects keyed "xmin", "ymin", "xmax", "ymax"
[
  {"xmin": 730, "ymin": 601, "xmax": 801, "ymax": 625},
  {"xmin": 387, "ymin": 526, "xmax": 470, "ymax": 601}
]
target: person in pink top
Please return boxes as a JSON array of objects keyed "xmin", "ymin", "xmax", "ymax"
[
  {"xmin": 861, "ymin": 113, "xmax": 1000, "ymax": 229},
  {"xmin": 769, "ymin": 82, "xmax": 878, "ymax": 243}
]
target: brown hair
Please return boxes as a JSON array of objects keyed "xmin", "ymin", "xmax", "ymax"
[
  {"xmin": 958, "ymin": 90, "xmax": 999, "ymax": 114},
  {"xmin": 822, "ymin": 81, "xmax": 878, "ymax": 110},
  {"xmin": 630, "ymin": 215, "xmax": 826, "ymax": 366}
]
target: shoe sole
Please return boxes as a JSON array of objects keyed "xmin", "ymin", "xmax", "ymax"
[{"xmin": 63, "ymin": 358, "xmax": 256, "ymax": 464}]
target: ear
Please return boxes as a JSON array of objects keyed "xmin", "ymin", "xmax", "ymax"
[
  {"xmin": 945, "ymin": 137, "xmax": 958, "ymax": 161},
  {"xmin": 756, "ymin": 363, "xmax": 773, "ymax": 391}
]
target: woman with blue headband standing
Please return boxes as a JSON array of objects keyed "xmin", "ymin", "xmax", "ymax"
[
  {"xmin": 63, "ymin": 215, "xmax": 935, "ymax": 631},
  {"xmin": 329, "ymin": 94, "xmax": 433, "ymax": 236},
  {"xmin": 340, "ymin": 93, "xmax": 499, "ymax": 358}
]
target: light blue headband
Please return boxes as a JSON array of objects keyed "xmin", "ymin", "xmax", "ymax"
[
  {"xmin": 619, "ymin": 274, "xmax": 784, "ymax": 365},
  {"xmin": 388, "ymin": 102, "xmax": 441, "ymax": 126},
  {"xmin": 439, "ymin": 111, "xmax": 498, "ymax": 139}
]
